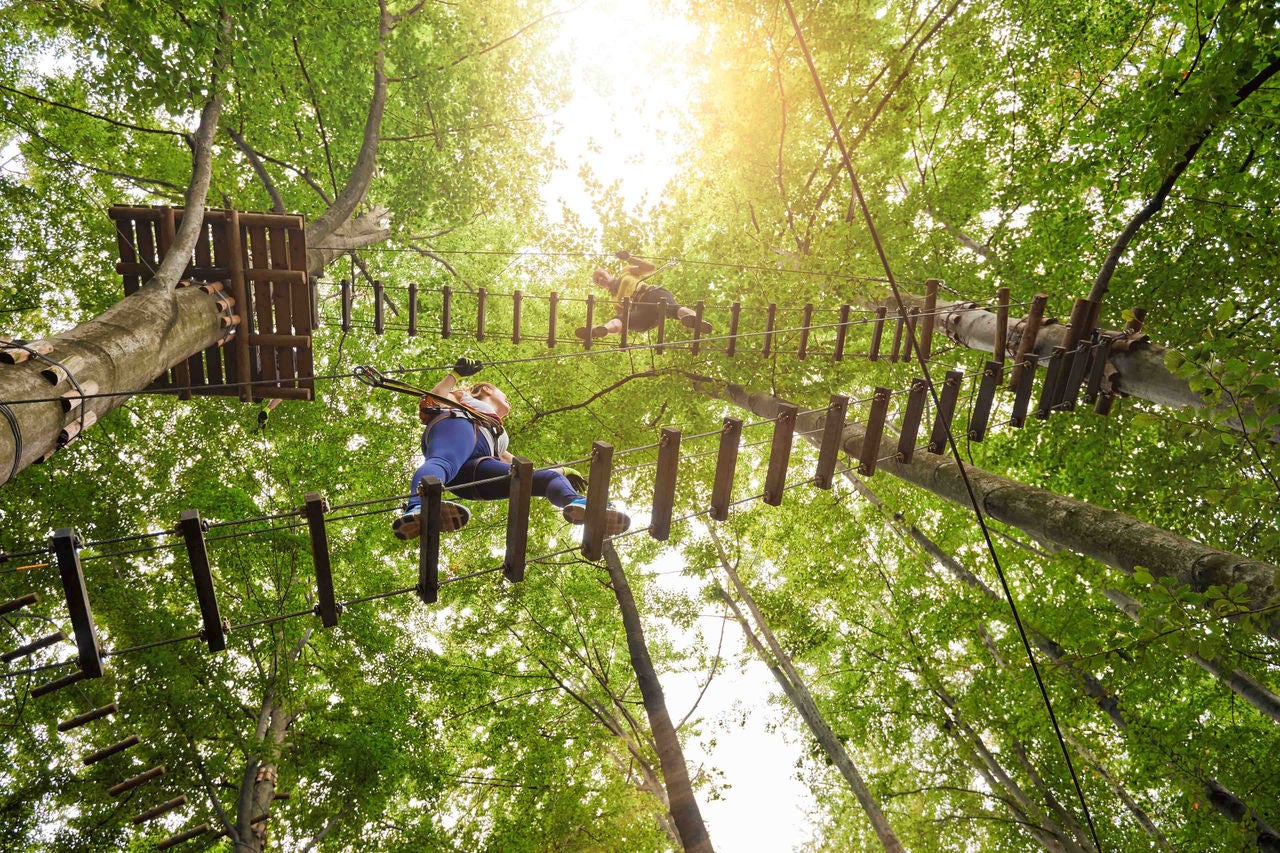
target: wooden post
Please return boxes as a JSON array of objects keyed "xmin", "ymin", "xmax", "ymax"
[
  {"xmin": 373, "ymin": 279, "xmax": 385, "ymax": 335},
  {"xmin": 1008, "ymin": 293, "xmax": 1049, "ymax": 391},
  {"xmin": 994, "ymin": 287, "xmax": 1010, "ymax": 365},
  {"xmin": 581, "ymin": 442, "xmax": 614, "ymax": 561},
  {"xmin": 1035, "ymin": 347, "xmax": 1067, "ymax": 420},
  {"xmin": 224, "ymin": 209, "xmax": 254, "ymax": 402},
  {"xmin": 897, "ymin": 378, "xmax": 928, "ymax": 463},
  {"xmin": 833, "ymin": 304, "xmax": 850, "ymax": 361},
  {"xmin": 305, "ymin": 493, "xmax": 338, "ymax": 628},
  {"xmin": 691, "ymin": 300, "xmax": 706, "ymax": 356},
  {"xmin": 108, "ymin": 766, "xmax": 164, "ymax": 797},
  {"xmin": 920, "ymin": 278, "xmax": 940, "ymax": 360},
  {"xmin": 710, "ymin": 418, "xmax": 743, "ymax": 521},
  {"xmin": 584, "ymin": 294, "xmax": 595, "ymax": 351},
  {"xmin": 84, "ymin": 734, "xmax": 140, "ymax": 766},
  {"xmin": 547, "ymin": 291, "xmax": 559, "ymax": 348},
  {"xmin": 859, "ymin": 388, "xmax": 891, "ymax": 476},
  {"xmin": 968, "ymin": 361, "xmax": 1003, "ymax": 441},
  {"xmin": 762, "ymin": 303, "xmax": 777, "ymax": 357},
  {"xmin": 503, "ymin": 458, "xmax": 533, "ymax": 583},
  {"xmin": 340, "ymin": 279, "xmax": 351, "ymax": 332},
  {"xmin": 441, "ymin": 285, "xmax": 452, "ymax": 338},
  {"xmin": 619, "ymin": 296, "xmax": 630, "ymax": 349},
  {"xmin": 179, "ymin": 510, "xmax": 225, "ymax": 653},
  {"xmin": 814, "ymin": 394, "xmax": 848, "ymax": 489},
  {"xmin": 763, "ymin": 403, "xmax": 797, "ymax": 506},
  {"xmin": 407, "ymin": 281, "xmax": 418, "ymax": 337},
  {"xmin": 869, "ymin": 306, "xmax": 887, "ymax": 361},
  {"xmin": 512, "ymin": 290, "xmax": 523, "ymax": 345},
  {"xmin": 59, "ymin": 703, "xmax": 117, "ymax": 732},
  {"xmin": 928, "ymin": 370, "xmax": 965, "ymax": 453},
  {"xmin": 726, "ymin": 301, "xmax": 741, "ymax": 357},
  {"xmin": 134, "ymin": 796, "xmax": 187, "ymax": 825},
  {"xmin": 797, "ymin": 303, "xmax": 814, "ymax": 360},
  {"xmin": 52, "ymin": 528, "xmax": 103, "ymax": 678},
  {"xmin": 418, "ymin": 477, "xmax": 442, "ymax": 605},
  {"xmin": 476, "ymin": 286, "xmax": 487, "ymax": 341},
  {"xmin": 650, "ymin": 428, "xmax": 681, "ymax": 541}
]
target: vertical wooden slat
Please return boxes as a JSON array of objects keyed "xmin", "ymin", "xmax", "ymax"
[
  {"xmin": 859, "ymin": 388, "xmax": 891, "ymax": 476},
  {"xmin": 890, "ymin": 311, "xmax": 905, "ymax": 362},
  {"xmin": 135, "ymin": 217, "xmax": 158, "ymax": 277},
  {"xmin": 1035, "ymin": 347, "xmax": 1067, "ymax": 420},
  {"xmin": 762, "ymin": 303, "xmax": 777, "ymax": 357},
  {"xmin": 547, "ymin": 291, "xmax": 559, "ymax": 348},
  {"xmin": 407, "ymin": 281, "xmax": 418, "ymax": 337},
  {"xmin": 833, "ymin": 304, "xmax": 850, "ymax": 361},
  {"xmin": 1061, "ymin": 338, "xmax": 1093, "ymax": 412},
  {"xmin": 897, "ymin": 378, "xmax": 928, "ymax": 463},
  {"xmin": 286, "ymin": 226, "xmax": 311, "ymax": 397},
  {"xmin": 726, "ymin": 302, "xmax": 741, "ymax": 357},
  {"xmin": 655, "ymin": 306, "xmax": 666, "ymax": 355},
  {"xmin": 309, "ymin": 275, "xmax": 320, "ymax": 333},
  {"xmin": 797, "ymin": 303, "xmax": 814, "ymax": 360},
  {"xmin": 903, "ymin": 307, "xmax": 918, "ymax": 362},
  {"xmin": 418, "ymin": 477, "xmax": 442, "ymax": 605},
  {"xmin": 581, "ymin": 442, "xmax": 614, "ymax": 561},
  {"xmin": 512, "ymin": 290, "xmax": 523, "ymax": 345},
  {"xmin": 619, "ymin": 296, "xmax": 630, "ymax": 349},
  {"xmin": 869, "ymin": 306, "xmax": 887, "ymax": 361},
  {"xmin": 1051, "ymin": 298, "xmax": 1092, "ymax": 407},
  {"xmin": 250, "ymin": 225, "xmax": 280, "ymax": 387},
  {"xmin": 968, "ymin": 361, "xmax": 1003, "ymax": 441},
  {"xmin": 373, "ymin": 279, "xmax": 385, "ymax": 336},
  {"xmin": 710, "ymin": 418, "xmax": 743, "ymax": 521},
  {"xmin": 584, "ymin": 294, "xmax": 595, "ymax": 351},
  {"xmin": 1008, "ymin": 293, "xmax": 1049, "ymax": 391},
  {"xmin": 224, "ymin": 211, "xmax": 254, "ymax": 402},
  {"xmin": 814, "ymin": 394, "xmax": 848, "ymax": 489},
  {"xmin": 649, "ymin": 428, "xmax": 681, "ymax": 541},
  {"xmin": 115, "ymin": 215, "xmax": 140, "ymax": 295},
  {"xmin": 52, "ymin": 528, "xmax": 103, "ymax": 678},
  {"xmin": 158, "ymin": 210, "xmax": 193, "ymax": 398},
  {"xmin": 928, "ymin": 370, "xmax": 964, "ymax": 454},
  {"xmin": 691, "ymin": 300, "xmax": 705, "ymax": 356},
  {"xmin": 476, "ymin": 286, "xmax": 487, "ymax": 341},
  {"xmin": 179, "ymin": 510, "xmax": 225, "ymax": 652},
  {"xmin": 305, "ymin": 493, "xmax": 338, "ymax": 628},
  {"xmin": 340, "ymin": 280, "xmax": 352, "ymax": 332},
  {"xmin": 1010, "ymin": 357, "xmax": 1037, "ymax": 428},
  {"xmin": 1083, "ymin": 336, "xmax": 1113, "ymax": 405},
  {"xmin": 441, "ymin": 285, "xmax": 452, "ymax": 338},
  {"xmin": 994, "ymin": 287, "xmax": 1011, "ymax": 365},
  {"xmin": 920, "ymin": 278, "xmax": 940, "ymax": 360},
  {"xmin": 763, "ymin": 403, "xmax": 797, "ymax": 506},
  {"xmin": 503, "ymin": 458, "xmax": 533, "ymax": 583}
]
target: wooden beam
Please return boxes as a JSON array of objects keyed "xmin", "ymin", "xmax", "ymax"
[
  {"xmin": 32, "ymin": 669, "xmax": 87, "ymax": 698},
  {"xmin": 1010, "ymin": 357, "xmax": 1037, "ymax": 428},
  {"xmin": 418, "ymin": 477, "xmax": 442, "ymax": 605},
  {"xmin": 763, "ymin": 403, "xmax": 798, "ymax": 506},
  {"xmin": 59, "ymin": 703, "xmax": 117, "ymax": 733},
  {"xmin": 2, "ymin": 630, "xmax": 65, "ymax": 663},
  {"xmin": 84, "ymin": 734, "xmax": 140, "ymax": 766},
  {"xmin": 1083, "ymin": 336, "xmax": 1113, "ymax": 405},
  {"xmin": 476, "ymin": 286, "xmax": 487, "ymax": 341},
  {"xmin": 814, "ymin": 394, "xmax": 848, "ymax": 489},
  {"xmin": 133, "ymin": 796, "xmax": 187, "ymax": 825},
  {"xmin": 869, "ymin": 306, "xmax": 887, "ymax": 361},
  {"xmin": 512, "ymin": 290, "xmax": 523, "ymax": 344},
  {"xmin": 762, "ymin": 303, "xmax": 777, "ymax": 357},
  {"xmin": 179, "ymin": 510, "xmax": 225, "ymax": 653},
  {"xmin": 1008, "ymin": 293, "xmax": 1049, "ymax": 391},
  {"xmin": 340, "ymin": 279, "xmax": 351, "ymax": 332},
  {"xmin": 1035, "ymin": 347, "xmax": 1067, "ymax": 420},
  {"xmin": 0, "ymin": 592, "xmax": 39, "ymax": 616},
  {"xmin": 726, "ymin": 301, "xmax": 740, "ymax": 357},
  {"xmin": 797, "ymin": 303, "xmax": 814, "ymax": 360},
  {"xmin": 547, "ymin": 291, "xmax": 559, "ymax": 348},
  {"xmin": 968, "ymin": 361, "xmax": 1003, "ymax": 441},
  {"xmin": 108, "ymin": 765, "xmax": 164, "ymax": 797},
  {"xmin": 710, "ymin": 418, "xmax": 743, "ymax": 521},
  {"xmin": 584, "ymin": 295, "xmax": 595, "ymax": 351},
  {"xmin": 305, "ymin": 494, "xmax": 338, "ymax": 628},
  {"xmin": 619, "ymin": 297, "xmax": 630, "ymax": 349},
  {"xmin": 920, "ymin": 278, "xmax": 940, "ymax": 360},
  {"xmin": 890, "ymin": 311, "xmax": 905, "ymax": 362},
  {"xmin": 223, "ymin": 209, "xmax": 254, "ymax": 402},
  {"xmin": 833, "ymin": 304, "xmax": 850, "ymax": 361},
  {"xmin": 994, "ymin": 287, "xmax": 1010, "ymax": 365},
  {"xmin": 373, "ymin": 279, "xmax": 385, "ymax": 335},
  {"xmin": 503, "ymin": 458, "xmax": 533, "ymax": 583},
  {"xmin": 441, "ymin": 285, "xmax": 452, "ymax": 338},
  {"xmin": 859, "ymin": 388, "xmax": 891, "ymax": 476},
  {"xmin": 52, "ymin": 528, "xmax": 103, "ymax": 678},
  {"xmin": 649, "ymin": 428, "xmax": 681, "ymax": 541},
  {"xmin": 581, "ymin": 442, "xmax": 615, "ymax": 561},
  {"xmin": 157, "ymin": 825, "xmax": 209, "ymax": 851},
  {"xmin": 1061, "ymin": 338, "xmax": 1093, "ymax": 412},
  {"xmin": 928, "ymin": 370, "xmax": 965, "ymax": 454},
  {"xmin": 691, "ymin": 300, "xmax": 706, "ymax": 356}
]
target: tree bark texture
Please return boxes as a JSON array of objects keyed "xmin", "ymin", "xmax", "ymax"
[
  {"xmin": 699, "ymin": 380, "xmax": 1280, "ymax": 642},
  {"xmin": 602, "ymin": 543, "xmax": 714, "ymax": 853}
]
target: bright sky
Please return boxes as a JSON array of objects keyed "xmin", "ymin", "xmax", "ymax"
[{"xmin": 539, "ymin": 4, "xmax": 818, "ymax": 847}]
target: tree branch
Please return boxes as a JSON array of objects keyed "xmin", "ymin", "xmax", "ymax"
[
  {"xmin": 524, "ymin": 370, "xmax": 673, "ymax": 429},
  {"xmin": 0, "ymin": 82, "xmax": 187, "ymax": 139},
  {"xmin": 226, "ymin": 126, "xmax": 285, "ymax": 213}
]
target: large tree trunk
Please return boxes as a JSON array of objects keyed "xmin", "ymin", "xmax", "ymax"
[
  {"xmin": 602, "ymin": 543, "xmax": 714, "ymax": 853},
  {"xmin": 883, "ymin": 291, "xmax": 1277, "ymax": 440},
  {"xmin": 708, "ymin": 532, "xmax": 905, "ymax": 852},
  {"xmin": 697, "ymin": 379, "xmax": 1280, "ymax": 642}
]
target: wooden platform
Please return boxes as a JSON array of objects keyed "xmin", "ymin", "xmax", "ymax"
[{"xmin": 109, "ymin": 206, "xmax": 315, "ymax": 402}]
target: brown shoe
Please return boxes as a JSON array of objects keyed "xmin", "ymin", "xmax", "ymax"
[{"xmin": 679, "ymin": 314, "xmax": 713, "ymax": 335}]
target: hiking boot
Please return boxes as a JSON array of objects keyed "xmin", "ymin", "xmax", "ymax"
[
  {"xmin": 679, "ymin": 313, "xmax": 713, "ymax": 335},
  {"xmin": 392, "ymin": 501, "xmax": 471, "ymax": 540},
  {"xmin": 574, "ymin": 325, "xmax": 609, "ymax": 341},
  {"xmin": 562, "ymin": 498, "xmax": 631, "ymax": 535}
]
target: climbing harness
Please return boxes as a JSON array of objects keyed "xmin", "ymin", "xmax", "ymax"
[{"xmin": 354, "ymin": 364, "xmax": 505, "ymax": 450}]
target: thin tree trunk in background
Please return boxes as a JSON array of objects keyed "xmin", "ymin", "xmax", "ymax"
[
  {"xmin": 708, "ymin": 532, "xmax": 905, "ymax": 852},
  {"xmin": 602, "ymin": 543, "xmax": 714, "ymax": 853}
]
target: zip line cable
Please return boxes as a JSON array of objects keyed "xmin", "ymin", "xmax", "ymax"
[{"xmin": 779, "ymin": 1, "xmax": 1102, "ymax": 846}]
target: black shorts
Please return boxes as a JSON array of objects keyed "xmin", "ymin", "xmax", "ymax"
[{"xmin": 616, "ymin": 287, "xmax": 678, "ymax": 332}]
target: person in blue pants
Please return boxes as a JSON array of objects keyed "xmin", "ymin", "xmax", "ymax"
[{"xmin": 392, "ymin": 359, "xmax": 630, "ymax": 540}]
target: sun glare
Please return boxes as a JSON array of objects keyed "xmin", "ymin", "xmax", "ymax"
[{"xmin": 540, "ymin": 0, "xmax": 704, "ymax": 223}]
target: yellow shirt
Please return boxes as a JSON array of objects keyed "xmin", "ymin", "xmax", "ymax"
[{"xmin": 612, "ymin": 262, "xmax": 652, "ymax": 314}]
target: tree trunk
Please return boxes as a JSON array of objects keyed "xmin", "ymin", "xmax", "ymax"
[
  {"xmin": 602, "ymin": 543, "xmax": 714, "ymax": 853},
  {"xmin": 708, "ymin": 532, "xmax": 905, "ymax": 852},
  {"xmin": 882, "ymin": 291, "xmax": 1277, "ymax": 440},
  {"xmin": 698, "ymin": 379, "xmax": 1280, "ymax": 642}
]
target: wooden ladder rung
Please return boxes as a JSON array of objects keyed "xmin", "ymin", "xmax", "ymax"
[
  {"xmin": 833, "ymin": 305, "xmax": 851, "ymax": 362},
  {"xmin": 583, "ymin": 295, "xmax": 595, "ymax": 350},
  {"xmin": 503, "ymin": 458, "xmax": 533, "ymax": 583},
  {"xmin": 133, "ymin": 795, "xmax": 187, "ymax": 825},
  {"xmin": 32, "ymin": 669, "xmax": 87, "ymax": 698},
  {"xmin": 920, "ymin": 279, "xmax": 940, "ymax": 360},
  {"xmin": 649, "ymin": 428, "xmax": 681, "ymax": 541},
  {"xmin": 373, "ymin": 279, "xmax": 385, "ymax": 335},
  {"xmin": 157, "ymin": 824, "xmax": 209, "ymax": 851},
  {"xmin": 859, "ymin": 388, "xmax": 892, "ymax": 476},
  {"xmin": 108, "ymin": 765, "xmax": 164, "ymax": 797},
  {"xmin": 814, "ymin": 395, "xmax": 849, "ymax": 490},
  {"xmin": 52, "ymin": 528, "xmax": 103, "ymax": 678},
  {"xmin": 691, "ymin": 300, "xmax": 706, "ymax": 355},
  {"xmin": 581, "ymin": 442, "xmax": 615, "ymax": 561},
  {"xmin": 1083, "ymin": 336, "xmax": 1114, "ymax": 405},
  {"xmin": 710, "ymin": 418, "xmax": 743, "ymax": 521},
  {"xmin": 476, "ymin": 286, "xmax": 487, "ymax": 341},
  {"xmin": 928, "ymin": 370, "xmax": 965, "ymax": 454},
  {"xmin": 1010, "ymin": 357, "xmax": 1037, "ymax": 428},
  {"xmin": 762, "ymin": 303, "xmax": 777, "ymax": 357},
  {"xmin": 441, "ymin": 285, "xmax": 452, "ymax": 338},
  {"xmin": 84, "ymin": 734, "xmax": 140, "ymax": 766},
  {"xmin": 1035, "ymin": 347, "xmax": 1067, "ymax": 420},
  {"xmin": 512, "ymin": 289, "xmax": 523, "ymax": 345},
  {"xmin": 868, "ymin": 307, "xmax": 887, "ymax": 362},
  {"xmin": 968, "ymin": 361, "xmax": 1003, "ymax": 441},
  {"xmin": 305, "ymin": 494, "xmax": 338, "ymax": 628},
  {"xmin": 340, "ymin": 280, "xmax": 351, "ymax": 332},
  {"xmin": 1008, "ymin": 293, "xmax": 1049, "ymax": 391},
  {"xmin": 59, "ymin": 702, "xmax": 117, "ymax": 732},
  {"xmin": 407, "ymin": 281, "xmax": 418, "ymax": 337},
  {"xmin": 547, "ymin": 291, "xmax": 559, "ymax": 348},
  {"xmin": 796, "ymin": 304, "xmax": 814, "ymax": 360},
  {"xmin": 2, "ymin": 630, "xmax": 65, "ymax": 663},
  {"xmin": 897, "ymin": 379, "xmax": 927, "ymax": 463},
  {"xmin": 994, "ymin": 287, "xmax": 1010, "ymax": 365},
  {"xmin": 1060, "ymin": 339, "xmax": 1093, "ymax": 411},
  {"xmin": 179, "ymin": 510, "xmax": 225, "ymax": 653},
  {"xmin": 418, "ymin": 478, "xmax": 443, "ymax": 605},
  {"xmin": 726, "ymin": 302, "xmax": 741, "ymax": 357},
  {"xmin": 763, "ymin": 404, "xmax": 798, "ymax": 506}
]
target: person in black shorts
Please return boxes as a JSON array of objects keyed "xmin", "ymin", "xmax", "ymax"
[{"xmin": 576, "ymin": 251, "xmax": 713, "ymax": 341}]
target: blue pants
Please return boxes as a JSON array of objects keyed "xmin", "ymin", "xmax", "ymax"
[{"xmin": 407, "ymin": 417, "xmax": 581, "ymax": 510}]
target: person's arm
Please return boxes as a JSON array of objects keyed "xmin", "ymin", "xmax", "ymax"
[
  {"xmin": 429, "ymin": 357, "xmax": 482, "ymax": 398},
  {"xmin": 629, "ymin": 257, "xmax": 657, "ymax": 276},
  {"xmin": 429, "ymin": 373, "xmax": 458, "ymax": 397},
  {"xmin": 499, "ymin": 450, "xmax": 514, "ymax": 463}
]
